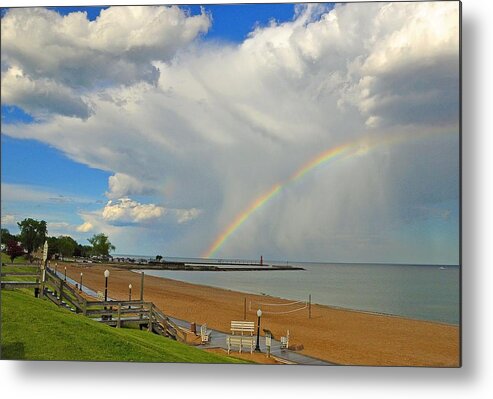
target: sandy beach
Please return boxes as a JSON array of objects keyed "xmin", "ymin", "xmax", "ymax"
[{"xmin": 61, "ymin": 262, "xmax": 460, "ymax": 367}]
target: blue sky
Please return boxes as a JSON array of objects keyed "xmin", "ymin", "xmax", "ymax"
[{"xmin": 1, "ymin": 3, "xmax": 460, "ymax": 264}]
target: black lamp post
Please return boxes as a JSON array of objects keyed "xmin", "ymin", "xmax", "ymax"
[
  {"xmin": 79, "ymin": 272, "xmax": 83, "ymax": 291},
  {"xmin": 255, "ymin": 309, "xmax": 262, "ymax": 352},
  {"xmin": 55, "ymin": 263, "xmax": 58, "ymax": 275},
  {"xmin": 64, "ymin": 266, "xmax": 67, "ymax": 281},
  {"xmin": 104, "ymin": 269, "xmax": 110, "ymax": 301},
  {"xmin": 103, "ymin": 269, "xmax": 110, "ymax": 320},
  {"xmin": 128, "ymin": 284, "xmax": 132, "ymax": 309}
]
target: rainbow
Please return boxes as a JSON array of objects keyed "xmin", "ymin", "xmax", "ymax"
[
  {"xmin": 204, "ymin": 184, "xmax": 283, "ymax": 258},
  {"xmin": 202, "ymin": 129, "xmax": 454, "ymax": 258}
]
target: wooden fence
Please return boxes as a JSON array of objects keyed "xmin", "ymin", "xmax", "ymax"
[{"xmin": 1, "ymin": 262, "xmax": 186, "ymax": 342}]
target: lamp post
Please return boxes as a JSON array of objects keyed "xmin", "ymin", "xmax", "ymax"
[
  {"xmin": 104, "ymin": 269, "xmax": 110, "ymax": 301},
  {"xmin": 103, "ymin": 269, "xmax": 110, "ymax": 320},
  {"xmin": 79, "ymin": 272, "xmax": 83, "ymax": 291},
  {"xmin": 128, "ymin": 283, "xmax": 132, "ymax": 309},
  {"xmin": 55, "ymin": 263, "xmax": 58, "ymax": 274},
  {"xmin": 255, "ymin": 309, "xmax": 262, "ymax": 352},
  {"xmin": 64, "ymin": 266, "xmax": 67, "ymax": 281}
]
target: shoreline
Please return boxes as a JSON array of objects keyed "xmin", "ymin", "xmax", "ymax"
[
  {"xmin": 138, "ymin": 268, "xmax": 459, "ymax": 327},
  {"xmin": 61, "ymin": 262, "xmax": 460, "ymax": 367}
]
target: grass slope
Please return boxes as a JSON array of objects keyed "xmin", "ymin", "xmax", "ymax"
[
  {"xmin": 1, "ymin": 290, "xmax": 247, "ymax": 363},
  {"xmin": 1, "ymin": 253, "xmax": 29, "ymax": 264}
]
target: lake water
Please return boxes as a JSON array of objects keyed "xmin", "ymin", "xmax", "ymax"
[{"xmin": 140, "ymin": 262, "xmax": 460, "ymax": 325}]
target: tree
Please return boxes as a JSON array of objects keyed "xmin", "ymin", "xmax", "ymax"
[
  {"xmin": 47, "ymin": 236, "xmax": 59, "ymax": 259},
  {"xmin": 156, "ymin": 255, "xmax": 163, "ymax": 262},
  {"xmin": 1, "ymin": 228, "xmax": 16, "ymax": 245},
  {"xmin": 87, "ymin": 233, "xmax": 115, "ymax": 257},
  {"xmin": 74, "ymin": 244, "xmax": 92, "ymax": 258},
  {"xmin": 6, "ymin": 240, "xmax": 24, "ymax": 263},
  {"xmin": 57, "ymin": 236, "xmax": 77, "ymax": 259},
  {"xmin": 17, "ymin": 218, "xmax": 47, "ymax": 261}
]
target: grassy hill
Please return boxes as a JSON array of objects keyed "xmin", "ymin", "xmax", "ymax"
[{"xmin": 1, "ymin": 290, "xmax": 246, "ymax": 363}]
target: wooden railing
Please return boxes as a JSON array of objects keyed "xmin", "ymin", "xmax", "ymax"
[
  {"xmin": 0, "ymin": 262, "xmax": 41, "ymax": 289},
  {"xmin": 2, "ymin": 263, "xmax": 186, "ymax": 342}
]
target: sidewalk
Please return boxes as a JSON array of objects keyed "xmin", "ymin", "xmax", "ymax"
[{"xmin": 169, "ymin": 317, "xmax": 336, "ymax": 366}]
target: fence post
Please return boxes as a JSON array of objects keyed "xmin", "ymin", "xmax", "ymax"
[
  {"xmin": 140, "ymin": 272, "xmax": 145, "ymax": 320},
  {"xmin": 117, "ymin": 303, "xmax": 122, "ymax": 328},
  {"xmin": 59, "ymin": 280, "xmax": 64, "ymax": 307},
  {"xmin": 39, "ymin": 261, "xmax": 46, "ymax": 299},
  {"xmin": 140, "ymin": 272, "xmax": 144, "ymax": 300},
  {"xmin": 243, "ymin": 297, "xmax": 247, "ymax": 320},
  {"xmin": 147, "ymin": 304, "xmax": 153, "ymax": 332}
]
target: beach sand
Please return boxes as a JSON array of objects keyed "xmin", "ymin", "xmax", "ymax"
[{"xmin": 62, "ymin": 262, "xmax": 460, "ymax": 367}]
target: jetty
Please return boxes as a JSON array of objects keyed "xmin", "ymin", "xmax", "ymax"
[{"xmin": 116, "ymin": 262, "xmax": 304, "ymax": 272}]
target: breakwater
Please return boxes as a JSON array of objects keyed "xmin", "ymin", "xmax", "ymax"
[{"xmin": 113, "ymin": 261, "xmax": 304, "ymax": 272}]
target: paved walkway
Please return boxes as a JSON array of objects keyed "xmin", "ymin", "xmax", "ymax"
[
  {"xmin": 53, "ymin": 268, "xmax": 336, "ymax": 365},
  {"xmin": 169, "ymin": 317, "xmax": 335, "ymax": 366}
]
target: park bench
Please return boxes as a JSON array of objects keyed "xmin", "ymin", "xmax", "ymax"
[
  {"xmin": 280, "ymin": 330, "xmax": 290, "ymax": 349},
  {"xmin": 230, "ymin": 320, "xmax": 255, "ymax": 336},
  {"xmin": 227, "ymin": 335, "xmax": 254, "ymax": 354},
  {"xmin": 200, "ymin": 323, "xmax": 211, "ymax": 344}
]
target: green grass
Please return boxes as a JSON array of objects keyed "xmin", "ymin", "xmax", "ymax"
[
  {"xmin": 1, "ymin": 253, "xmax": 30, "ymax": 264},
  {"xmin": 1, "ymin": 290, "xmax": 247, "ymax": 363}
]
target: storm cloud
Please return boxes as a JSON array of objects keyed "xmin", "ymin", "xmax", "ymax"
[{"xmin": 1, "ymin": 3, "xmax": 460, "ymax": 263}]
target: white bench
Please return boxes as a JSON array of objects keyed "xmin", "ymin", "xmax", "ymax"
[
  {"xmin": 227, "ymin": 335, "xmax": 254, "ymax": 354},
  {"xmin": 280, "ymin": 330, "xmax": 290, "ymax": 349},
  {"xmin": 200, "ymin": 324, "xmax": 211, "ymax": 344},
  {"xmin": 230, "ymin": 320, "xmax": 255, "ymax": 336}
]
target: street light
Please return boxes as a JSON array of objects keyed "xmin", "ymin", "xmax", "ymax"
[
  {"xmin": 55, "ymin": 263, "xmax": 58, "ymax": 274},
  {"xmin": 104, "ymin": 269, "xmax": 110, "ymax": 301},
  {"xmin": 64, "ymin": 266, "xmax": 67, "ymax": 281},
  {"xmin": 79, "ymin": 272, "xmax": 83, "ymax": 292},
  {"xmin": 128, "ymin": 283, "xmax": 132, "ymax": 309},
  {"xmin": 255, "ymin": 309, "xmax": 262, "ymax": 352},
  {"xmin": 103, "ymin": 269, "xmax": 110, "ymax": 320}
]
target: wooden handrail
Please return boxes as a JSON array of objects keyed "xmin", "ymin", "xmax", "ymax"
[{"xmin": 8, "ymin": 264, "xmax": 187, "ymax": 342}]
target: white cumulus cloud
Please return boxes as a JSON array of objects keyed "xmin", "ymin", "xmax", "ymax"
[
  {"xmin": 102, "ymin": 198, "xmax": 166, "ymax": 224},
  {"xmin": 76, "ymin": 222, "xmax": 94, "ymax": 233},
  {"xmin": 1, "ymin": 6, "xmax": 211, "ymax": 118},
  {"xmin": 106, "ymin": 173, "xmax": 155, "ymax": 199}
]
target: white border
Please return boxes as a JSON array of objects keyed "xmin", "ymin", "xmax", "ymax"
[{"xmin": 2, "ymin": 0, "xmax": 493, "ymax": 398}]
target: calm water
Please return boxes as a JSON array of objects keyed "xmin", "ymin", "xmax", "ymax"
[{"xmin": 140, "ymin": 262, "xmax": 460, "ymax": 325}]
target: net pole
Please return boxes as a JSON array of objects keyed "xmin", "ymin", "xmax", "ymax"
[
  {"xmin": 244, "ymin": 297, "xmax": 247, "ymax": 320},
  {"xmin": 309, "ymin": 294, "xmax": 311, "ymax": 319}
]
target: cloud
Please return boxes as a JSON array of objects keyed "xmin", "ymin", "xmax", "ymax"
[
  {"xmin": 1, "ymin": 183, "xmax": 93, "ymax": 204},
  {"xmin": 1, "ymin": 214, "xmax": 16, "ymax": 225},
  {"xmin": 106, "ymin": 173, "xmax": 155, "ymax": 199},
  {"xmin": 1, "ymin": 3, "xmax": 460, "ymax": 263},
  {"xmin": 76, "ymin": 222, "xmax": 94, "ymax": 233},
  {"xmin": 99, "ymin": 197, "xmax": 201, "ymax": 226},
  {"xmin": 1, "ymin": 66, "xmax": 91, "ymax": 118},
  {"xmin": 1, "ymin": 6, "xmax": 211, "ymax": 118},
  {"xmin": 102, "ymin": 198, "xmax": 166, "ymax": 224},
  {"xmin": 175, "ymin": 208, "xmax": 202, "ymax": 224}
]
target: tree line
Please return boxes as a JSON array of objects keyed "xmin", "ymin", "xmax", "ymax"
[{"xmin": 1, "ymin": 218, "xmax": 115, "ymax": 263}]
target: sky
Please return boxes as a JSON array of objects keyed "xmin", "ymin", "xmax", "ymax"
[{"xmin": 0, "ymin": 2, "xmax": 460, "ymax": 264}]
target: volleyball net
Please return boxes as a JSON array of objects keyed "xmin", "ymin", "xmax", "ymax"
[{"xmin": 249, "ymin": 298, "xmax": 309, "ymax": 315}]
